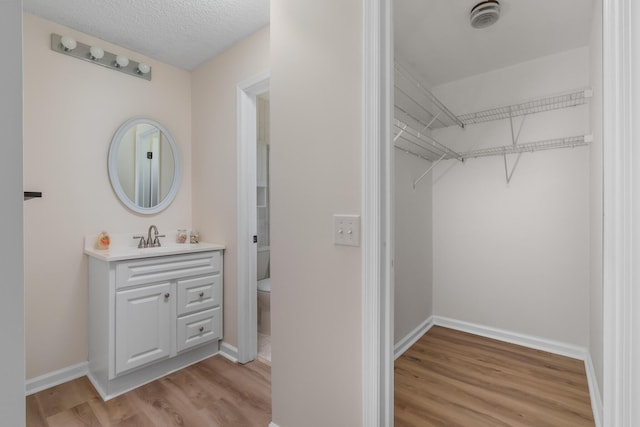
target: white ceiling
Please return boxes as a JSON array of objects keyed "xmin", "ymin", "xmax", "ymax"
[
  {"xmin": 22, "ymin": 0, "xmax": 592, "ymax": 80},
  {"xmin": 22, "ymin": 0, "xmax": 270, "ymax": 71},
  {"xmin": 395, "ymin": 0, "xmax": 594, "ymax": 86}
]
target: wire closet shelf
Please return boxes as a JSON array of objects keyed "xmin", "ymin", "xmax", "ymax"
[
  {"xmin": 393, "ymin": 62, "xmax": 593, "ymax": 179},
  {"xmin": 457, "ymin": 89, "xmax": 592, "ymax": 125}
]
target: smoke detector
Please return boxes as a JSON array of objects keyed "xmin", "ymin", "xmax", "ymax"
[{"xmin": 470, "ymin": 0, "xmax": 501, "ymax": 29}]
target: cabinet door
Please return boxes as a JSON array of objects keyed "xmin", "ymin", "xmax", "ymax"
[{"xmin": 115, "ymin": 282, "xmax": 172, "ymax": 375}]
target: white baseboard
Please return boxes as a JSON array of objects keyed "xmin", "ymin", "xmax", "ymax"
[
  {"xmin": 219, "ymin": 341, "xmax": 239, "ymax": 363},
  {"xmin": 25, "ymin": 361, "xmax": 88, "ymax": 396},
  {"xmin": 269, "ymin": 423, "xmax": 280, "ymax": 427},
  {"xmin": 433, "ymin": 316, "xmax": 588, "ymax": 360},
  {"xmin": 394, "ymin": 315, "xmax": 434, "ymax": 360},
  {"xmin": 584, "ymin": 353, "xmax": 603, "ymax": 427}
]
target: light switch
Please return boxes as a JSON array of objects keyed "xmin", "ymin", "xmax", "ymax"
[{"xmin": 334, "ymin": 214, "xmax": 361, "ymax": 247}]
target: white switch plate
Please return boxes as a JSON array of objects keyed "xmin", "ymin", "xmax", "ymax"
[{"xmin": 333, "ymin": 214, "xmax": 361, "ymax": 247}]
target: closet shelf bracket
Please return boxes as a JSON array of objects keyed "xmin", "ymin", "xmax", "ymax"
[
  {"xmin": 414, "ymin": 153, "xmax": 446, "ymax": 189},
  {"xmin": 509, "ymin": 113, "xmax": 526, "ymax": 146},
  {"xmin": 503, "ymin": 152, "xmax": 523, "ymax": 184}
]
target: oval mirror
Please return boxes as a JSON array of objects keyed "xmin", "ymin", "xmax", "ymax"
[{"xmin": 108, "ymin": 118, "xmax": 181, "ymax": 214}]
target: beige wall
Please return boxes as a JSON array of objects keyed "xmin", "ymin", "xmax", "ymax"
[
  {"xmin": 588, "ymin": 0, "xmax": 604, "ymax": 395},
  {"xmin": 394, "ymin": 152, "xmax": 433, "ymax": 344},
  {"xmin": 432, "ymin": 48, "xmax": 591, "ymax": 346},
  {"xmin": 23, "ymin": 13, "xmax": 192, "ymax": 379},
  {"xmin": 191, "ymin": 27, "xmax": 270, "ymax": 348},
  {"xmin": 270, "ymin": 1, "xmax": 362, "ymax": 425}
]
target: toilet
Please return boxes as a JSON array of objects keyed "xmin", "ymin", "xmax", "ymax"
[{"xmin": 257, "ymin": 248, "xmax": 271, "ymax": 335}]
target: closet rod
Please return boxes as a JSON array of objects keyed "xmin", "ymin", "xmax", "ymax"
[
  {"xmin": 394, "ymin": 62, "xmax": 465, "ymax": 128},
  {"xmin": 394, "ymin": 119, "xmax": 462, "ymax": 160},
  {"xmin": 460, "ymin": 134, "xmax": 592, "ymax": 159}
]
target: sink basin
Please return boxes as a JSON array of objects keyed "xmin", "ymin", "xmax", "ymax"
[{"xmin": 84, "ymin": 233, "xmax": 224, "ymax": 261}]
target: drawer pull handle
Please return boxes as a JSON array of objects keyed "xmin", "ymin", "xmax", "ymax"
[
  {"xmin": 199, "ymin": 326, "xmax": 204, "ymax": 332},
  {"xmin": 199, "ymin": 292, "xmax": 204, "ymax": 298},
  {"xmin": 164, "ymin": 293, "xmax": 170, "ymax": 299}
]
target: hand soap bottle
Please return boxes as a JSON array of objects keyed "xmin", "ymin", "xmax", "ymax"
[{"xmin": 97, "ymin": 231, "xmax": 110, "ymax": 250}]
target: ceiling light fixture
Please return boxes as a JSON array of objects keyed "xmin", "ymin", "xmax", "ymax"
[{"xmin": 470, "ymin": 0, "xmax": 501, "ymax": 29}]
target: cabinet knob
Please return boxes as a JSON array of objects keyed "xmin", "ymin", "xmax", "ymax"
[
  {"xmin": 199, "ymin": 292, "xmax": 204, "ymax": 298},
  {"xmin": 164, "ymin": 293, "xmax": 170, "ymax": 299},
  {"xmin": 199, "ymin": 326, "xmax": 204, "ymax": 332}
]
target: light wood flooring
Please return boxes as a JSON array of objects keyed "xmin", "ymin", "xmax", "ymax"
[
  {"xmin": 395, "ymin": 326, "xmax": 595, "ymax": 427},
  {"xmin": 26, "ymin": 356, "xmax": 271, "ymax": 427}
]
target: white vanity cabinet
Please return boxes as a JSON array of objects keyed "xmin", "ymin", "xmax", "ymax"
[{"xmin": 87, "ymin": 248, "xmax": 223, "ymax": 400}]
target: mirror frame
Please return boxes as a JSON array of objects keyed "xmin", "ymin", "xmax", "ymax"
[{"xmin": 108, "ymin": 117, "xmax": 182, "ymax": 214}]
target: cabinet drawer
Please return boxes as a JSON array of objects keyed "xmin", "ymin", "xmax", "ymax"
[
  {"xmin": 177, "ymin": 275, "xmax": 221, "ymax": 316},
  {"xmin": 177, "ymin": 307, "xmax": 221, "ymax": 353},
  {"xmin": 116, "ymin": 251, "xmax": 221, "ymax": 289}
]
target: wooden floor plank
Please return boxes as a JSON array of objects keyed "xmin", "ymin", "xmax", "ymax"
[
  {"xmin": 395, "ymin": 326, "xmax": 595, "ymax": 427},
  {"xmin": 46, "ymin": 402, "xmax": 101, "ymax": 427},
  {"xmin": 35, "ymin": 376, "xmax": 100, "ymax": 419},
  {"xmin": 26, "ymin": 395, "xmax": 48, "ymax": 427},
  {"xmin": 26, "ymin": 356, "xmax": 271, "ymax": 426},
  {"xmin": 129, "ymin": 379, "xmax": 210, "ymax": 426}
]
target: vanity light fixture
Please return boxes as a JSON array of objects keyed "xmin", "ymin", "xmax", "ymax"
[
  {"xmin": 89, "ymin": 46, "xmax": 104, "ymax": 60},
  {"xmin": 50, "ymin": 33, "xmax": 151, "ymax": 81}
]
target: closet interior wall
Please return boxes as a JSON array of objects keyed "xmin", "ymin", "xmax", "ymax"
[
  {"xmin": 393, "ymin": 64, "xmax": 438, "ymax": 347},
  {"xmin": 393, "ymin": 46, "xmax": 593, "ymax": 349},
  {"xmin": 394, "ymin": 149, "xmax": 433, "ymax": 346},
  {"xmin": 430, "ymin": 46, "xmax": 591, "ymax": 347}
]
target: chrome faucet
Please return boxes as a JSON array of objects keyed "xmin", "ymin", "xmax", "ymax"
[
  {"xmin": 133, "ymin": 225, "xmax": 165, "ymax": 248},
  {"xmin": 147, "ymin": 225, "xmax": 165, "ymax": 247}
]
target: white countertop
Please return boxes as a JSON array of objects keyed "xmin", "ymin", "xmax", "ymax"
[{"xmin": 84, "ymin": 233, "xmax": 225, "ymax": 262}]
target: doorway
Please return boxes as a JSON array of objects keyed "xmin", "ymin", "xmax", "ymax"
[{"xmin": 236, "ymin": 72, "xmax": 270, "ymax": 364}]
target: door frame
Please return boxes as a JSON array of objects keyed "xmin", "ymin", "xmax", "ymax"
[
  {"xmin": 362, "ymin": 0, "xmax": 394, "ymax": 425},
  {"xmin": 602, "ymin": 0, "xmax": 640, "ymax": 425},
  {"xmin": 370, "ymin": 0, "xmax": 640, "ymax": 426},
  {"xmin": 236, "ymin": 71, "xmax": 270, "ymax": 364}
]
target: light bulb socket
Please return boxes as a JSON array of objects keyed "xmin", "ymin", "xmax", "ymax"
[{"xmin": 115, "ymin": 55, "xmax": 129, "ymax": 68}]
